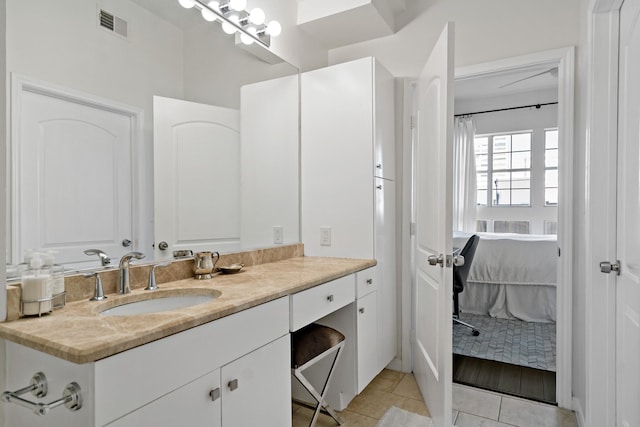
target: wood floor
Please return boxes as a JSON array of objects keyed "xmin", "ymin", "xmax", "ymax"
[{"xmin": 453, "ymin": 354, "xmax": 556, "ymax": 404}]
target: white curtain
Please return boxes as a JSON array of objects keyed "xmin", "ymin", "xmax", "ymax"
[{"xmin": 453, "ymin": 116, "xmax": 477, "ymax": 232}]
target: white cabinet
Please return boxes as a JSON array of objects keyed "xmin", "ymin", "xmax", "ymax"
[
  {"xmin": 107, "ymin": 369, "xmax": 222, "ymax": 427},
  {"xmin": 301, "ymin": 57, "xmax": 397, "ymax": 375},
  {"xmin": 3, "ymin": 297, "xmax": 291, "ymax": 427},
  {"xmin": 110, "ymin": 335, "xmax": 291, "ymax": 427},
  {"xmin": 356, "ymin": 291, "xmax": 378, "ymax": 393},
  {"xmin": 222, "ymin": 335, "xmax": 291, "ymax": 427}
]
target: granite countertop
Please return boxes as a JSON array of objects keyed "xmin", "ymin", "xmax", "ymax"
[{"xmin": 0, "ymin": 256, "xmax": 375, "ymax": 364}]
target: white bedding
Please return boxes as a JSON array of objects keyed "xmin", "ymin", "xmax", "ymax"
[{"xmin": 453, "ymin": 231, "xmax": 558, "ymax": 322}]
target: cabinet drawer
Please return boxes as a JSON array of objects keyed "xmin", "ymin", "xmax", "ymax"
[
  {"xmin": 290, "ymin": 275, "xmax": 355, "ymax": 331},
  {"xmin": 356, "ymin": 266, "xmax": 378, "ymax": 298}
]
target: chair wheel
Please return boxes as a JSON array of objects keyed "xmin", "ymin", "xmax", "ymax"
[{"xmin": 472, "ymin": 330, "xmax": 480, "ymax": 336}]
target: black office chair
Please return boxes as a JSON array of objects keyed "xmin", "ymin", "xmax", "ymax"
[{"xmin": 453, "ymin": 234, "xmax": 480, "ymax": 336}]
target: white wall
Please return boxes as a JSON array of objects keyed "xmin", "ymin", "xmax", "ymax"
[{"xmin": 456, "ymin": 89, "xmax": 559, "ymax": 235}]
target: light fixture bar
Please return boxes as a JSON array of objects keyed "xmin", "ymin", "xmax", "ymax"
[{"xmin": 192, "ymin": 0, "xmax": 272, "ymax": 48}]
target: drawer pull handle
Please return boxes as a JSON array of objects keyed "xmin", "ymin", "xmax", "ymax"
[
  {"xmin": 359, "ymin": 307, "xmax": 365, "ymax": 314},
  {"xmin": 1, "ymin": 372, "xmax": 83, "ymax": 416},
  {"xmin": 228, "ymin": 379, "xmax": 239, "ymax": 391},
  {"xmin": 327, "ymin": 295, "xmax": 334, "ymax": 302},
  {"xmin": 209, "ymin": 388, "xmax": 220, "ymax": 401},
  {"xmin": 366, "ymin": 278, "xmax": 373, "ymax": 284}
]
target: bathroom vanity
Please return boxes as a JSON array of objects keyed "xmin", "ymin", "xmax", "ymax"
[{"xmin": 0, "ymin": 256, "xmax": 377, "ymax": 427}]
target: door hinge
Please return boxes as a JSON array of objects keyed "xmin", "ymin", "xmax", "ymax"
[
  {"xmin": 410, "ymin": 222, "xmax": 416, "ymax": 236},
  {"xmin": 410, "ymin": 115, "xmax": 416, "ymax": 130}
]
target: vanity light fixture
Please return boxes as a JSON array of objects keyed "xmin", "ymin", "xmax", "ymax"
[{"xmin": 178, "ymin": 0, "xmax": 281, "ymax": 48}]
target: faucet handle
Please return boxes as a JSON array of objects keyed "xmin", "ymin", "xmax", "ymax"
[
  {"xmin": 84, "ymin": 272, "xmax": 107, "ymax": 301},
  {"xmin": 84, "ymin": 249, "xmax": 111, "ymax": 266},
  {"xmin": 145, "ymin": 262, "xmax": 171, "ymax": 291}
]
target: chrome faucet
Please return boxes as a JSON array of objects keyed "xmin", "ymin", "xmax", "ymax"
[
  {"xmin": 84, "ymin": 249, "xmax": 111, "ymax": 266},
  {"xmin": 118, "ymin": 252, "xmax": 145, "ymax": 294}
]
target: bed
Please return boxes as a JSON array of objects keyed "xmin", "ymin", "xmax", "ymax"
[{"xmin": 453, "ymin": 231, "xmax": 558, "ymax": 323}]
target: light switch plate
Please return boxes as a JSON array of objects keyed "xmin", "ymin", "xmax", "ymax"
[
  {"xmin": 273, "ymin": 226, "xmax": 283, "ymax": 244},
  {"xmin": 320, "ymin": 226, "xmax": 331, "ymax": 246}
]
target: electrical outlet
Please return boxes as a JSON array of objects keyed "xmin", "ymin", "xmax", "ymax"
[
  {"xmin": 320, "ymin": 226, "xmax": 331, "ymax": 246},
  {"xmin": 273, "ymin": 226, "xmax": 283, "ymax": 244}
]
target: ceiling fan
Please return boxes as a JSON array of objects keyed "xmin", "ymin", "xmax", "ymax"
[{"xmin": 499, "ymin": 67, "xmax": 558, "ymax": 89}]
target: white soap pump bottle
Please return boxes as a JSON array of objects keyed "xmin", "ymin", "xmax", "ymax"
[{"xmin": 20, "ymin": 254, "xmax": 52, "ymax": 316}]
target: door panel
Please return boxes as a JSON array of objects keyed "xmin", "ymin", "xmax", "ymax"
[
  {"xmin": 17, "ymin": 89, "xmax": 133, "ymax": 265},
  {"xmin": 412, "ymin": 23, "xmax": 455, "ymax": 427},
  {"xmin": 617, "ymin": 1, "xmax": 640, "ymax": 425},
  {"xmin": 153, "ymin": 96, "xmax": 240, "ymax": 257}
]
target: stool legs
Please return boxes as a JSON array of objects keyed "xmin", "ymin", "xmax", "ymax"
[{"xmin": 292, "ymin": 341, "xmax": 345, "ymax": 427}]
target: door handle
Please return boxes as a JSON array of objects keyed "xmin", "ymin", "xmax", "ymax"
[
  {"xmin": 428, "ymin": 254, "xmax": 445, "ymax": 267},
  {"xmin": 600, "ymin": 260, "xmax": 621, "ymax": 275}
]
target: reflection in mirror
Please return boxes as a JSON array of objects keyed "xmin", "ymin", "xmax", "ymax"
[{"xmin": 5, "ymin": 0, "xmax": 299, "ymax": 277}]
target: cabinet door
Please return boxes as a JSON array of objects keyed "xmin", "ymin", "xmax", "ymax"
[
  {"xmin": 375, "ymin": 177, "xmax": 397, "ymax": 370},
  {"xmin": 301, "ymin": 57, "xmax": 375, "ymax": 259},
  {"xmin": 106, "ymin": 369, "xmax": 221, "ymax": 427},
  {"xmin": 221, "ymin": 335, "xmax": 291, "ymax": 427},
  {"xmin": 357, "ymin": 292, "xmax": 378, "ymax": 393},
  {"xmin": 373, "ymin": 60, "xmax": 396, "ymax": 181}
]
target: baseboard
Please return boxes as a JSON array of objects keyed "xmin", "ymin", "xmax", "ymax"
[
  {"xmin": 572, "ymin": 396, "xmax": 586, "ymax": 427},
  {"xmin": 386, "ymin": 356, "xmax": 405, "ymax": 372}
]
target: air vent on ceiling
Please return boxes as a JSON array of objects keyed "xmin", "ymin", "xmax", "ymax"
[{"xmin": 99, "ymin": 9, "xmax": 128, "ymax": 39}]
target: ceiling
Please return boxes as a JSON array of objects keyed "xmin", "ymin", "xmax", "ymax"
[{"xmin": 455, "ymin": 64, "xmax": 559, "ymax": 101}]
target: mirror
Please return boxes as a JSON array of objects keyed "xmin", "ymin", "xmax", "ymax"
[{"xmin": 5, "ymin": 0, "xmax": 300, "ymax": 273}]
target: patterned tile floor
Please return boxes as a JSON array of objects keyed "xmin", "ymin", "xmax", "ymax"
[
  {"xmin": 292, "ymin": 369, "xmax": 578, "ymax": 427},
  {"xmin": 453, "ymin": 313, "xmax": 556, "ymax": 371}
]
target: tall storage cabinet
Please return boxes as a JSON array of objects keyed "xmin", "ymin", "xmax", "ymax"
[{"xmin": 301, "ymin": 57, "xmax": 397, "ymax": 383}]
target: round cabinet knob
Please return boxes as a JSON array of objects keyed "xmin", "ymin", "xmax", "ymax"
[
  {"xmin": 359, "ymin": 307, "xmax": 365, "ymax": 314},
  {"xmin": 122, "ymin": 239, "xmax": 132, "ymax": 247},
  {"xmin": 327, "ymin": 295, "xmax": 334, "ymax": 302},
  {"xmin": 158, "ymin": 241, "xmax": 169, "ymax": 250}
]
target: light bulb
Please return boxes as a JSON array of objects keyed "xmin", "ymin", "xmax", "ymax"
[
  {"xmin": 178, "ymin": 0, "xmax": 196, "ymax": 9},
  {"xmin": 201, "ymin": 7, "xmax": 217, "ymax": 21},
  {"xmin": 229, "ymin": 0, "xmax": 246, "ymax": 12},
  {"xmin": 249, "ymin": 8, "xmax": 265, "ymax": 25},
  {"xmin": 207, "ymin": 0, "xmax": 220, "ymax": 9},
  {"xmin": 222, "ymin": 21, "xmax": 236, "ymax": 34},
  {"xmin": 266, "ymin": 20, "xmax": 281, "ymax": 37},
  {"xmin": 240, "ymin": 32, "xmax": 254, "ymax": 45}
]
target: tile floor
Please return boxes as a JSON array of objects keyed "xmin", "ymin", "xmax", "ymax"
[{"xmin": 292, "ymin": 369, "xmax": 579, "ymax": 427}]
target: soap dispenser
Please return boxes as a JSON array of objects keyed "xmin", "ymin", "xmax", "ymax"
[
  {"xmin": 20, "ymin": 254, "xmax": 52, "ymax": 316},
  {"xmin": 43, "ymin": 250, "xmax": 65, "ymax": 294}
]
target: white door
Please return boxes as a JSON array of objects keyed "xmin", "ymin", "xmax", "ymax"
[
  {"xmin": 615, "ymin": 1, "xmax": 640, "ymax": 425},
  {"xmin": 412, "ymin": 23, "xmax": 455, "ymax": 427},
  {"xmin": 153, "ymin": 96, "xmax": 240, "ymax": 258},
  {"xmin": 15, "ymin": 83, "xmax": 134, "ymax": 266}
]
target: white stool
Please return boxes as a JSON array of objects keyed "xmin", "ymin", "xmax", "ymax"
[{"xmin": 291, "ymin": 323, "xmax": 345, "ymax": 427}]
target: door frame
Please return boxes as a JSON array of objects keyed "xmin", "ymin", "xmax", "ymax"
[
  {"xmin": 9, "ymin": 74, "xmax": 144, "ymax": 265},
  {"xmin": 583, "ymin": 0, "xmax": 623, "ymax": 426},
  {"xmin": 398, "ymin": 46, "xmax": 575, "ymax": 408}
]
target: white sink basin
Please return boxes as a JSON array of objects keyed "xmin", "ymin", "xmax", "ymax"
[{"xmin": 100, "ymin": 294, "xmax": 216, "ymax": 317}]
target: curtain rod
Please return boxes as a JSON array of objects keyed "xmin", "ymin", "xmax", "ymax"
[{"xmin": 454, "ymin": 101, "xmax": 558, "ymax": 117}]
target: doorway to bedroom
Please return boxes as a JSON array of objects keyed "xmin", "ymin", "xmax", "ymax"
[{"xmin": 450, "ymin": 51, "xmax": 573, "ymax": 405}]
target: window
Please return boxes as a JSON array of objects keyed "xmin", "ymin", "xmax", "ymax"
[
  {"xmin": 474, "ymin": 132, "xmax": 532, "ymax": 206},
  {"xmin": 545, "ymin": 129, "xmax": 559, "ymax": 206}
]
